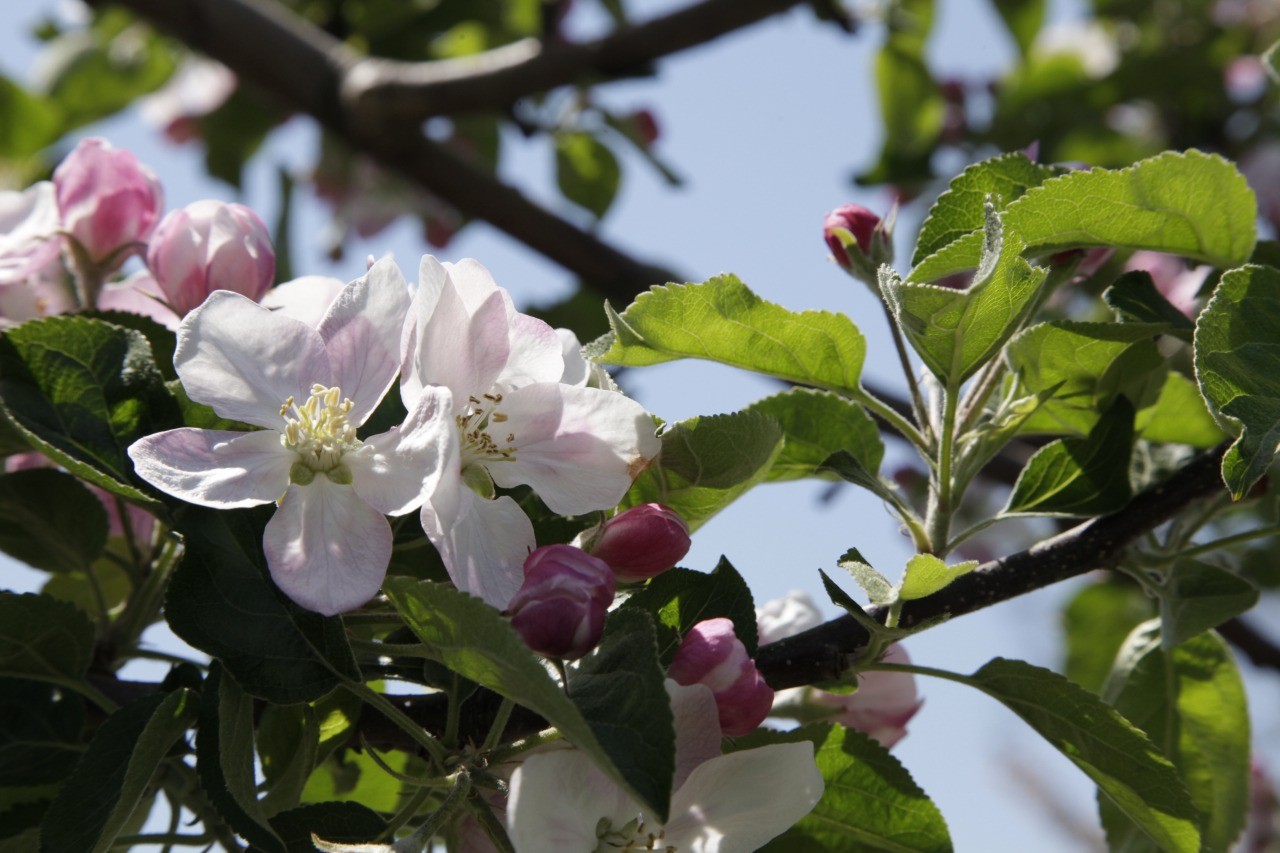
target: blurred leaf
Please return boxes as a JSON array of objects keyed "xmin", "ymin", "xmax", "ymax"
[
  {"xmin": 1161, "ymin": 560, "xmax": 1259, "ymax": 648},
  {"xmin": 555, "ymin": 131, "xmax": 621, "ymax": 219},
  {"xmin": 201, "ymin": 86, "xmax": 283, "ymax": 188},
  {"xmin": 745, "ymin": 388, "xmax": 883, "ymax": 483},
  {"xmin": 861, "ymin": 9, "xmax": 943, "ymax": 188},
  {"xmin": 0, "ymin": 75, "xmax": 62, "ymax": 158},
  {"xmin": 1194, "ymin": 264, "xmax": 1280, "ymax": 499},
  {"xmin": 40, "ymin": 19, "xmax": 175, "ymax": 130},
  {"xmin": 620, "ymin": 411, "xmax": 782, "ymax": 531},
  {"xmin": 622, "ymin": 558, "xmax": 757, "ymax": 663},
  {"xmin": 166, "ymin": 507, "xmax": 361, "ymax": 704},
  {"xmin": 269, "ymin": 802, "xmax": 386, "ymax": 853},
  {"xmin": 992, "ymin": 0, "xmax": 1046, "ymax": 56},
  {"xmin": 526, "ymin": 287, "xmax": 611, "ymax": 342},
  {"xmin": 1004, "ymin": 396, "xmax": 1135, "ymax": 517},
  {"xmin": 384, "ymin": 578, "xmax": 675, "ymax": 822},
  {"xmin": 1103, "ymin": 272, "xmax": 1194, "ymax": 341},
  {"xmin": 0, "ymin": 678, "xmax": 84, "ymax": 786},
  {"xmin": 0, "ymin": 469, "xmax": 107, "ymax": 574},
  {"xmin": 758, "ymin": 724, "xmax": 952, "ymax": 852},
  {"xmin": 588, "ymin": 275, "xmax": 867, "ymax": 396},
  {"xmin": 40, "ymin": 689, "xmax": 197, "ymax": 853},
  {"xmin": 1100, "ymin": 625, "xmax": 1249, "ymax": 853},
  {"xmin": 1063, "ymin": 580, "xmax": 1153, "ymax": 694},
  {"xmin": 0, "ymin": 592, "xmax": 93, "ymax": 683},
  {"xmin": 0, "ymin": 316, "xmax": 177, "ymax": 510},
  {"xmin": 899, "ymin": 553, "xmax": 979, "ymax": 601},
  {"xmin": 301, "ymin": 744, "xmax": 406, "ymax": 814},
  {"xmin": 1136, "ymin": 373, "xmax": 1225, "ymax": 448}
]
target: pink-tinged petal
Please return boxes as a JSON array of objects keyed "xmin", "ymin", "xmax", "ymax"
[
  {"xmin": 497, "ymin": 312, "xmax": 564, "ymax": 390},
  {"xmin": 508, "ymin": 751, "xmax": 640, "ymax": 852},
  {"xmin": 0, "ymin": 182, "xmax": 61, "ymax": 287},
  {"xmin": 175, "ymin": 291, "xmax": 332, "ymax": 429},
  {"xmin": 264, "ymin": 478, "xmax": 392, "ymax": 615},
  {"xmin": 402, "ymin": 279, "xmax": 509, "ymax": 415},
  {"xmin": 444, "ymin": 257, "xmax": 503, "ymax": 313},
  {"xmin": 420, "ymin": 480, "xmax": 532, "ymax": 608},
  {"xmin": 317, "ymin": 258, "xmax": 411, "ymax": 424},
  {"xmin": 664, "ymin": 742, "xmax": 823, "ymax": 851},
  {"xmin": 666, "ymin": 680, "xmax": 722, "ymax": 790},
  {"xmin": 348, "ymin": 385, "xmax": 454, "ymax": 516},
  {"xmin": 260, "ymin": 276, "xmax": 346, "ymax": 327},
  {"xmin": 816, "ymin": 643, "xmax": 922, "ymax": 748},
  {"xmin": 98, "ymin": 271, "xmax": 180, "ymax": 329},
  {"xmin": 490, "ymin": 384, "xmax": 659, "ymax": 515},
  {"xmin": 128, "ymin": 428, "xmax": 292, "ymax": 508}
]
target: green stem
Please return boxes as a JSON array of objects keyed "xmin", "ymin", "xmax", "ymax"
[
  {"xmin": 379, "ymin": 780, "xmax": 436, "ymax": 840},
  {"xmin": 464, "ymin": 789, "xmax": 516, "ymax": 853},
  {"xmin": 385, "ymin": 771, "xmax": 472, "ymax": 845},
  {"xmin": 925, "ymin": 386, "xmax": 959, "ymax": 554},
  {"xmin": 943, "ymin": 517, "xmax": 1001, "ymax": 555},
  {"xmin": 1176, "ymin": 523, "xmax": 1280, "ymax": 560},
  {"xmin": 112, "ymin": 833, "xmax": 215, "ymax": 848},
  {"xmin": 111, "ymin": 536, "xmax": 182, "ymax": 655},
  {"xmin": 850, "ymin": 386, "xmax": 930, "ymax": 453},
  {"xmin": 24, "ymin": 673, "xmax": 118, "ymax": 713},
  {"xmin": 444, "ymin": 674, "xmax": 463, "ymax": 748},
  {"xmin": 482, "ymin": 698, "xmax": 515, "ymax": 752},
  {"xmin": 343, "ymin": 680, "xmax": 447, "ymax": 767},
  {"xmin": 956, "ymin": 357, "xmax": 1007, "ymax": 438},
  {"xmin": 881, "ymin": 301, "xmax": 931, "ymax": 442},
  {"xmin": 487, "ymin": 727, "xmax": 563, "ymax": 765}
]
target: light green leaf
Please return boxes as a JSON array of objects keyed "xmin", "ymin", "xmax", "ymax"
[
  {"xmin": 1137, "ymin": 372, "xmax": 1226, "ymax": 448},
  {"xmin": 40, "ymin": 689, "xmax": 198, "ymax": 853},
  {"xmin": 0, "ymin": 469, "xmax": 107, "ymax": 574},
  {"xmin": 1263, "ymin": 39, "xmax": 1280, "ymax": 84},
  {"xmin": 588, "ymin": 275, "xmax": 867, "ymax": 396},
  {"xmin": 1063, "ymin": 581, "xmax": 1154, "ymax": 694},
  {"xmin": 555, "ymin": 131, "xmax": 621, "ymax": 219},
  {"xmin": 622, "ymin": 558, "xmax": 757, "ymax": 663},
  {"xmin": 1003, "ymin": 396, "xmax": 1134, "ymax": 517},
  {"xmin": 1161, "ymin": 560, "xmax": 1259, "ymax": 649},
  {"xmin": 962, "ymin": 658, "xmax": 1200, "ymax": 852},
  {"xmin": 301, "ymin": 746, "xmax": 407, "ymax": 814},
  {"xmin": 384, "ymin": 578, "xmax": 675, "ymax": 822},
  {"xmin": 898, "ymin": 554, "xmax": 979, "ymax": 601},
  {"xmin": 1194, "ymin": 264, "xmax": 1280, "ymax": 499},
  {"xmin": 838, "ymin": 551, "xmax": 896, "ymax": 606},
  {"xmin": 744, "ymin": 388, "xmax": 883, "ymax": 483},
  {"xmin": 0, "ymin": 75, "xmax": 62, "ymax": 158},
  {"xmin": 1100, "ymin": 625, "xmax": 1250, "ymax": 853},
  {"xmin": 0, "ymin": 592, "xmax": 93, "ymax": 683},
  {"xmin": 757, "ymin": 724, "xmax": 953, "ymax": 852},
  {"xmin": 1103, "ymin": 271, "xmax": 1195, "ymax": 341},
  {"xmin": 620, "ymin": 411, "xmax": 783, "ymax": 531}
]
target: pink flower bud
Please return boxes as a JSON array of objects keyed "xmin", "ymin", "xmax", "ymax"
[
  {"xmin": 146, "ymin": 200, "xmax": 275, "ymax": 315},
  {"xmin": 823, "ymin": 204, "xmax": 892, "ymax": 285},
  {"xmin": 629, "ymin": 109, "xmax": 661, "ymax": 148},
  {"xmin": 53, "ymin": 138, "xmax": 163, "ymax": 265},
  {"xmin": 815, "ymin": 643, "xmax": 922, "ymax": 748},
  {"xmin": 667, "ymin": 617, "xmax": 773, "ymax": 736},
  {"xmin": 588, "ymin": 503, "xmax": 690, "ymax": 583},
  {"xmin": 507, "ymin": 545, "xmax": 616, "ymax": 660}
]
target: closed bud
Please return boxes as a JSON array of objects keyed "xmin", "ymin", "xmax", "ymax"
[
  {"xmin": 814, "ymin": 643, "xmax": 922, "ymax": 748},
  {"xmin": 587, "ymin": 503, "xmax": 690, "ymax": 583},
  {"xmin": 507, "ymin": 544, "xmax": 615, "ymax": 660},
  {"xmin": 54, "ymin": 138, "xmax": 163, "ymax": 267},
  {"xmin": 147, "ymin": 200, "xmax": 275, "ymax": 315},
  {"xmin": 823, "ymin": 203, "xmax": 893, "ymax": 286},
  {"xmin": 667, "ymin": 617, "xmax": 773, "ymax": 736}
]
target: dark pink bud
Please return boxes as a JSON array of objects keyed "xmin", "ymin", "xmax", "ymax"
[
  {"xmin": 588, "ymin": 503, "xmax": 690, "ymax": 583},
  {"xmin": 53, "ymin": 138, "xmax": 163, "ymax": 266},
  {"xmin": 667, "ymin": 617, "xmax": 773, "ymax": 736},
  {"xmin": 146, "ymin": 200, "xmax": 275, "ymax": 315},
  {"xmin": 823, "ymin": 204, "xmax": 881, "ymax": 260},
  {"xmin": 507, "ymin": 545, "xmax": 615, "ymax": 660},
  {"xmin": 629, "ymin": 109, "xmax": 660, "ymax": 147}
]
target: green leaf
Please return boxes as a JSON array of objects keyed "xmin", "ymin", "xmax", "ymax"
[
  {"xmin": 165, "ymin": 507, "xmax": 361, "ymax": 704},
  {"xmin": 744, "ymin": 388, "xmax": 883, "ymax": 483},
  {"xmin": 1003, "ymin": 396, "xmax": 1135, "ymax": 517},
  {"xmin": 887, "ymin": 211, "xmax": 1047, "ymax": 388},
  {"xmin": 0, "ymin": 679, "xmax": 85, "ymax": 786},
  {"xmin": 197, "ymin": 664, "xmax": 284, "ymax": 852},
  {"xmin": 620, "ymin": 411, "xmax": 782, "ymax": 531},
  {"xmin": 910, "ymin": 151, "xmax": 1257, "ymax": 281},
  {"xmin": 1137, "ymin": 372, "xmax": 1226, "ymax": 448},
  {"xmin": 1103, "ymin": 272, "xmax": 1195, "ymax": 341},
  {"xmin": 898, "ymin": 554, "xmax": 979, "ymax": 601},
  {"xmin": 960, "ymin": 658, "xmax": 1199, "ymax": 852},
  {"xmin": 269, "ymin": 802, "xmax": 386, "ymax": 853},
  {"xmin": 837, "ymin": 551, "xmax": 895, "ymax": 606},
  {"xmin": 555, "ymin": 131, "xmax": 621, "ymax": 219},
  {"xmin": 1264, "ymin": 39, "xmax": 1280, "ymax": 84},
  {"xmin": 912, "ymin": 151, "xmax": 1059, "ymax": 266},
  {"xmin": 818, "ymin": 449, "xmax": 900, "ymax": 505},
  {"xmin": 1100, "ymin": 626, "xmax": 1250, "ymax": 853},
  {"xmin": 818, "ymin": 569, "xmax": 877, "ymax": 631},
  {"xmin": 84, "ymin": 311, "xmax": 178, "ymax": 382},
  {"xmin": 0, "ymin": 469, "xmax": 107, "ymax": 574},
  {"xmin": 621, "ymin": 558, "xmax": 757, "ymax": 664},
  {"xmin": 1160, "ymin": 560, "xmax": 1259, "ymax": 648},
  {"xmin": 992, "ymin": 0, "xmax": 1046, "ymax": 56},
  {"xmin": 1063, "ymin": 581, "xmax": 1154, "ymax": 694},
  {"xmin": 1194, "ymin": 264, "xmax": 1280, "ymax": 499},
  {"xmin": 301, "ymin": 746, "xmax": 407, "ymax": 814},
  {"xmin": 1007, "ymin": 321, "xmax": 1167, "ymax": 436},
  {"xmin": 40, "ymin": 689, "xmax": 198, "ymax": 853},
  {"xmin": 0, "ymin": 316, "xmax": 178, "ymax": 510},
  {"xmin": 756, "ymin": 724, "xmax": 952, "ymax": 853},
  {"xmin": 0, "ymin": 593, "xmax": 93, "ymax": 683},
  {"xmin": 0, "ymin": 75, "xmax": 62, "ymax": 158},
  {"xmin": 258, "ymin": 703, "xmax": 320, "ymax": 818},
  {"xmin": 383, "ymin": 578, "xmax": 675, "ymax": 822},
  {"xmin": 588, "ymin": 274, "xmax": 867, "ymax": 396},
  {"xmin": 201, "ymin": 87, "xmax": 284, "ymax": 188}
]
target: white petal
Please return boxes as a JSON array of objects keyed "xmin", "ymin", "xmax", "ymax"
[
  {"xmin": 128, "ymin": 428, "xmax": 291, "ymax": 508},
  {"xmin": 508, "ymin": 751, "xmax": 640, "ymax": 853},
  {"xmin": 402, "ymin": 277, "xmax": 510, "ymax": 416},
  {"xmin": 348, "ymin": 386, "xmax": 454, "ymax": 516},
  {"xmin": 496, "ymin": 312, "xmax": 564, "ymax": 391},
  {"xmin": 666, "ymin": 681, "xmax": 722, "ymax": 790},
  {"xmin": 260, "ymin": 276, "xmax": 346, "ymax": 327},
  {"xmin": 317, "ymin": 258, "xmax": 411, "ymax": 424},
  {"xmin": 175, "ymin": 291, "xmax": 332, "ymax": 428},
  {"xmin": 444, "ymin": 257, "xmax": 504, "ymax": 313},
  {"xmin": 420, "ymin": 481, "xmax": 532, "ymax": 608},
  {"xmin": 491, "ymin": 384, "xmax": 660, "ymax": 515},
  {"xmin": 263, "ymin": 479, "xmax": 392, "ymax": 615},
  {"xmin": 664, "ymin": 742, "xmax": 824, "ymax": 852}
]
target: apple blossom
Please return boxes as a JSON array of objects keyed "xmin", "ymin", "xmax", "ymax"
[
  {"xmin": 583, "ymin": 503, "xmax": 690, "ymax": 583},
  {"xmin": 1124, "ymin": 251, "xmax": 1210, "ymax": 317},
  {"xmin": 146, "ymin": 200, "xmax": 275, "ymax": 315},
  {"xmin": 128, "ymin": 258, "xmax": 452, "ymax": 615},
  {"xmin": 401, "ymin": 255, "xmax": 660, "ymax": 608},
  {"xmin": 823, "ymin": 203, "xmax": 893, "ymax": 285},
  {"xmin": 508, "ymin": 681, "xmax": 823, "ymax": 852},
  {"xmin": 0, "ymin": 182, "xmax": 62, "ymax": 289},
  {"xmin": 507, "ymin": 544, "xmax": 615, "ymax": 659},
  {"xmin": 667, "ymin": 617, "xmax": 773, "ymax": 736},
  {"xmin": 53, "ymin": 138, "xmax": 163, "ymax": 267}
]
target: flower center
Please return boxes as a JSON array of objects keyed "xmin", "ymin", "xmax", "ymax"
[
  {"xmin": 280, "ymin": 384, "xmax": 360, "ymax": 481},
  {"xmin": 456, "ymin": 393, "xmax": 517, "ymax": 466},
  {"xmin": 594, "ymin": 817, "xmax": 676, "ymax": 852}
]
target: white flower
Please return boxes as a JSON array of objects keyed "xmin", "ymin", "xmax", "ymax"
[
  {"xmin": 507, "ymin": 681, "xmax": 824, "ymax": 852},
  {"xmin": 401, "ymin": 256, "xmax": 660, "ymax": 608},
  {"xmin": 1032, "ymin": 20, "xmax": 1119, "ymax": 79},
  {"xmin": 129, "ymin": 259, "xmax": 452, "ymax": 615}
]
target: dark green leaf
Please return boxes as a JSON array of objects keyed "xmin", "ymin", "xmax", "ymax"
[
  {"xmin": 201, "ymin": 87, "xmax": 284, "ymax": 189},
  {"xmin": 745, "ymin": 389, "xmax": 883, "ymax": 483},
  {"xmin": 83, "ymin": 311, "xmax": 178, "ymax": 382},
  {"xmin": 622, "ymin": 558, "xmax": 757, "ymax": 663},
  {"xmin": 819, "ymin": 449, "xmax": 900, "ymax": 505},
  {"xmin": 40, "ymin": 689, "xmax": 197, "ymax": 853},
  {"xmin": 819, "ymin": 568, "xmax": 877, "ymax": 622},
  {"xmin": 165, "ymin": 507, "xmax": 360, "ymax": 704},
  {"xmin": 1161, "ymin": 560, "xmax": 1259, "ymax": 648},
  {"xmin": 992, "ymin": 0, "xmax": 1046, "ymax": 56},
  {"xmin": 258, "ymin": 703, "xmax": 320, "ymax": 818},
  {"xmin": 269, "ymin": 802, "xmax": 386, "ymax": 853},
  {"xmin": 555, "ymin": 131, "xmax": 621, "ymax": 219},
  {"xmin": 41, "ymin": 18, "xmax": 175, "ymax": 129},
  {"xmin": 0, "ymin": 469, "xmax": 107, "ymax": 574},
  {"xmin": 0, "ymin": 592, "xmax": 93, "ymax": 683},
  {"xmin": 1063, "ymin": 580, "xmax": 1154, "ymax": 694},
  {"xmin": 0, "ymin": 678, "xmax": 84, "ymax": 786},
  {"xmin": 1103, "ymin": 272, "xmax": 1194, "ymax": 341}
]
